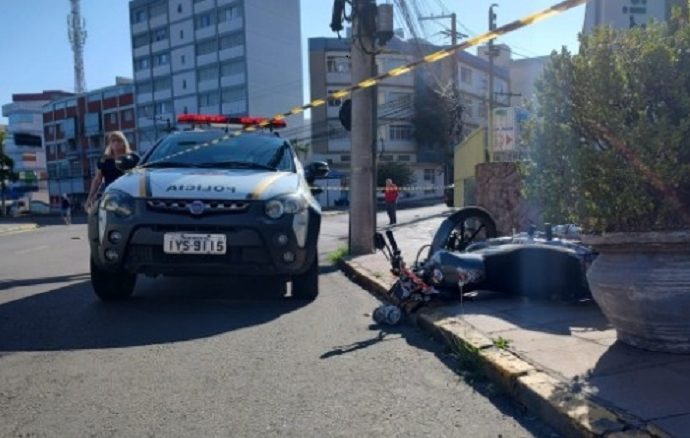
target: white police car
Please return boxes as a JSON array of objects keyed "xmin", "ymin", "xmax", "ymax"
[{"xmin": 88, "ymin": 115, "xmax": 329, "ymax": 301}]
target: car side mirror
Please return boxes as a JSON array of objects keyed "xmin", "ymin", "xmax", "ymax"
[
  {"xmin": 116, "ymin": 153, "xmax": 141, "ymax": 171},
  {"xmin": 304, "ymin": 161, "xmax": 330, "ymax": 184}
]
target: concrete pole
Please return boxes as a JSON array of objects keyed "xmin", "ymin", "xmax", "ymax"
[
  {"xmin": 349, "ymin": 0, "xmax": 377, "ymax": 255},
  {"xmin": 486, "ymin": 4, "xmax": 498, "ymax": 163}
]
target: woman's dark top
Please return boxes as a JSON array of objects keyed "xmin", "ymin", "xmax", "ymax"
[{"xmin": 97, "ymin": 158, "xmax": 124, "ymax": 188}]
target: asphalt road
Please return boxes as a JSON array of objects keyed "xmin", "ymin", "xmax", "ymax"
[{"xmin": 0, "ymin": 204, "xmax": 556, "ymax": 437}]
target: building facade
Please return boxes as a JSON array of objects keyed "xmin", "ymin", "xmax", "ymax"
[
  {"xmin": 43, "ymin": 79, "xmax": 136, "ymax": 207},
  {"xmin": 129, "ymin": 0, "xmax": 303, "ymax": 150},
  {"xmin": 308, "ymin": 36, "xmax": 510, "ymax": 205},
  {"xmin": 583, "ymin": 0, "xmax": 675, "ymax": 33},
  {"xmin": 2, "ymin": 91, "xmax": 73, "ymax": 203}
]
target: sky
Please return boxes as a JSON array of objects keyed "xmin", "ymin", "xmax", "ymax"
[{"xmin": 0, "ymin": 0, "xmax": 586, "ymax": 124}]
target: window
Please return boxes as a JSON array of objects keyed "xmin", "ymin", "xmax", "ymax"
[
  {"xmin": 219, "ymin": 33, "xmax": 243, "ymax": 50},
  {"xmin": 122, "ymin": 110, "xmax": 134, "ymax": 122},
  {"xmin": 398, "ymin": 155, "xmax": 411, "ymax": 162},
  {"xmin": 9, "ymin": 113, "xmax": 33, "ymax": 124},
  {"xmin": 424, "ymin": 169, "xmax": 436, "ymax": 183},
  {"xmin": 153, "ymin": 52, "xmax": 169, "ymax": 66},
  {"xmin": 105, "ymin": 112, "xmax": 117, "ymax": 124},
  {"xmin": 153, "ymin": 76, "xmax": 171, "ymax": 92},
  {"xmin": 340, "ymin": 155, "xmax": 350, "ymax": 162},
  {"xmin": 139, "ymin": 104, "xmax": 154, "ymax": 117},
  {"xmin": 134, "ymin": 57, "xmax": 150, "ymax": 71},
  {"xmin": 461, "ymin": 66, "xmax": 473, "ymax": 84},
  {"xmin": 196, "ymin": 39, "xmax": 217, "ymax": 55},
  {"xmin": 149, "ymin": 1, "xmax": 167, "ymax": 18},
  {"xmin": 195, "ymin": 12, "xmax": 214, "ymax": 29},
  {"xmin": 220, "ymin": 59, "xmax": 244, "ymax": 76},
  {"xmin": 464, "ymin": 99, "xmax": 474, "ymax": 117},
  {"xmin": 181, "ymin": 54, "xmax": 186, "ymax": 65},
  {"xmin": 152, "ymin": 27, "xmax": 167, "ymax": 42},
  {"xmin": 199, "ymin": 91, "xmax": 220, "ymax": 106},
  {"xmin": 387, "ymin": 91, "xmax": 411, "ymax": 105},
  {"xmin": 383, "ymin": 57, "xmax": 406, "ymax": 72},
  {"xmin": 326, "ymin": 55, "xmax": 350, "ymax": 73},
  {"xmin": 182, "ymin": 79, "xmax": 187, "ymax": 89},
  {"xmin": 155, "ymin": 101, "xmax": 172, "ymax": 114},
  {"xmin": 478, "ymin": 101, "xmax": 487, "ymax": 116},
  {"xmin": 218, "ymin": 4, "xmax": 242, "ymax": 22},
  {"xmin": 132, "ymin": 8, "xmax": 147, "ymax": 23},
  {"xmin": 380, "ymin": 155, "xmax": 393, "ymax": 162},
  {"xmin": 177, "ymin": 4, "xmax": 182, "ymax": 13},
  {"xmin": 137, "ymin": 81, "xmax": 153, "ymax": 94},
  {"xmin": 133, "ymin": 33, "xmax": 149, "ymax": 48},
  {"xmin": 389, "ymin": 124, "xmax": 413, "ymax": 141},
  {"xmin": 180, "ymin": 29, "xmax": 184, "ymax": 39},
  {"xmin": 221, "ymin": 87, "xmax": 244, "ymax": 103},
  {"xmin": 198, "ymin": 64, "xmax": 218, "ymax": 82}
]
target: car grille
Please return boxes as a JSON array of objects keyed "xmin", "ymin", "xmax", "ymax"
[
  {"xmin": 125, "ymin": 245, "xmax": 271, "ymax": 267},
  {"xmin": 147, "ymin": 199, "xmax": 250, "ymax": 215}
]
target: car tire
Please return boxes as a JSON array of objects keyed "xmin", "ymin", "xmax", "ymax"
[
  {"xmin": 291, "ymin": 253, "xmax": 319, "ymax": 301},
  {"xmin": 90, "ymin": 257, "xmax": 137, "ymax": 301}
]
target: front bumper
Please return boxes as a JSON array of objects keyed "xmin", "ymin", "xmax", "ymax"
[{"xmin": 88, "ymin": 199, "xmax": 320, "ymax": 277}]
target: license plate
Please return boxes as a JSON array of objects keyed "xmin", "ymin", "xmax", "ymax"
[{"xmin": 163, "ymin": 233, "xmax": 227, "ymax": 255}]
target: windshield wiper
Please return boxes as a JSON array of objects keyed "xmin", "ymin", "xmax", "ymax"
[
  {"xmin": 142, "ymin": 161, "xmax": 200, "ymax": 168},
  {"xmin": 198, "ymin": 161, "xmax": 277, "ymax": 171}
]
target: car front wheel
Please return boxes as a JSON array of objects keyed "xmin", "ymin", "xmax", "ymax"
[
  {"xmin": 90, "ymin": 257, "xmax": 137, "ymax": 301},
  {"xmin": 291, "ymin": 253, "xmax": 319, "ymax": 301}
]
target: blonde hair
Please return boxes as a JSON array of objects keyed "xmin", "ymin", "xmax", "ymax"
[{"xmin": 104, "ymin": 131, "xmax": 132, "ymax": 157}]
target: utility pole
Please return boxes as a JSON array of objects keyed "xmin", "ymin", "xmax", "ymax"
[
  {"xmin": 486, "ymin": 4, "xmax": 498, "ymax": 162},
  {"xmin": 349, "ymin": 0, "xmax": 378, "ymax": 255}
]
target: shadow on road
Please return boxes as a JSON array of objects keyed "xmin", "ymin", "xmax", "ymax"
[
  {"xmin": 0, "ymin": 275, "xmax": 309, "ymax": 352},
  {"xmin": 0, "ymin": 273, "xmax": 91, "ymax": 291}
]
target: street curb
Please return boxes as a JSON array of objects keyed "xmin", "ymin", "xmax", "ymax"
[
  {"xmin": 339, "ymin": 258, "xmax": 664, "ymax": 438},
  {"xmin": 0, "ymin": 224, "xmax": 39, "ymax": 235}
]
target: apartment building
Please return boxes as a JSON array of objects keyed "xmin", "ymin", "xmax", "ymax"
[
  {"xmin": 2, "ymin": 91, "xmax": 73, "ymax": 203},
  {"xmin": 43, "ymin": 79, "xmax": 136, "ymax": 207},
  {"xmin": 308, "ymin": 36, "xmax": 510, "ymax": 204},
  {"xmin": 129, "ymin": 0, "xmax": 303, "ymax": 150}
]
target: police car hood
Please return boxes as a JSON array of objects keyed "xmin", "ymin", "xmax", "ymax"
[{"xmin": 110, "ymin": 168, "xmax": 302, "ymax": 200}]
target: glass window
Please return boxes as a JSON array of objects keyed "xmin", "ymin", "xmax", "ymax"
[
  {"xmin": 219, "ymin": 33, "xmax": 243, "ymax": 50},
  {"xmin": 132, "ymin": 8, "xmax": 147, "ymax": 23},
  {"xmin": 133, "ymin": 33, "xmax": 149, "ymax": 48},
  {"xmin": 222, "ymin": 87, "xmax": 244, "ymax": 103},
  {"xmin": 389, "ymin": 124, "xmax": 413, "ymax": 141},
  {"xmin": 387, "ymin": 92, "xmax": 411, "ymax": 105},
  {"xmin": 199, "ymin": 91, "xmax": 220, "ymax": 106},
  {"xmin": 149, "ymin": 1, "xmax": 167, "ymax": 18},
  {"xmin": 134, "ymin": 56, "xmax": 150, "ymax": 71},
  {"xmin": 326, "ymin": 55, "xmax": 350, "ymax": 73},
  {"xmin": 196, "ymin": 39, "xmax": 217, "ymax": 55},
  {"xmin": 198, "ymin": 64, "xmax": 218, "ymax": 82},
  {"xmin": 155, "ymin": 101, "xmax": 172, "ymax": 115},
  {"xmin": 139, "ymin": 104, "xmax": 154, "ymax": 117},
  {"xmin": 153, "ymin": 52, "xmax": 169, "ymax": 66},
  {"xmin": 220, "ymin": 59, "xmax": 244, "ymax": 76},
  {"xmin": 327, "ymin": 89, "xmax": 343, "ymax": 107},
  {"xmin": 154, "ymin": 76, "xmax": 171, "ymax": 92},
  {"xmin": 152, "ymin": 27, "xmax": 168, "ymax": 42},
  {"xmin": 218, "ymin": 4, "xmax": 242, "ymax": 22},
  {"xmin": 398, "ymin": 155, "xmax": 411, "ymax": 162},
  {"xmin": 137, "ymin": 81, "xmax": 153, "ymax": 94},
  {"xmin": 8, "ymin": 113, "xmax": 34, "ymax": 124},
  {"xmin": 195, "ymin": 12, "xmax": 214, "ymax": 29},
  {"xmin": 145, "ymin": 132, "xmax": 294, "ymax": 172},
  {"xmin": 122, "ymin": 110, "xmax": 134, "ymax": 122},
  {"xmin": 461, "ymin": 67, "xmax": 473, "ymax": 84}
]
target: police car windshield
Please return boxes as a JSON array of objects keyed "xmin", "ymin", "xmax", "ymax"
[{"xmin": 144, "ymin": 132, "xmax": 294, "ymax": 172}]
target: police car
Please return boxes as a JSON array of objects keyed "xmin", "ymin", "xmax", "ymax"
[{"xmin": 88, "ymin": 114, "xmax": 329, "ymax": 301}]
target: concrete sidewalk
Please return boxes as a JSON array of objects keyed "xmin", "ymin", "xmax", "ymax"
[{"xmin": 340, "ymin": 215, "xmax": 690, "ymax": 437}]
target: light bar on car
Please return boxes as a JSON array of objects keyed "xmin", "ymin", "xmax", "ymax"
[{"xmin": 177, "ymin": 114, "xmax": 287, "ymax": 128}]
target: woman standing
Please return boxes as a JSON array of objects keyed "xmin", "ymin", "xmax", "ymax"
[{"xmin": 85, "ymin": 131, "xmax": 132, "ymax": 212}]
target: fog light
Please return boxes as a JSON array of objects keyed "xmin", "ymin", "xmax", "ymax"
[
  {"xmin": 282, "ymin": 251, "xmax": 295, "ymax": 263},
  {"xmin": 274, "ymin": 233, "xmax": 289, "ymax": 246},
  {"xmin": 108, "ymin": 230, "xmax": 123, "ymax": 244},
  {"xmin": 105, "ymin": 249, "xmax": 119, "ymax": 262}
]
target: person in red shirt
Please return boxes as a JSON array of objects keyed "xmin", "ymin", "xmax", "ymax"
[{"xmin": 384, "ymin": 178, "xmax": 399, "ymax": 225}]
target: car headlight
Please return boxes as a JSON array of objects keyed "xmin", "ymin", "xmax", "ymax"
[
  {"xmin": 265, "ymin": 194, "xmax": 307, "ymax": 219},
  {"xmin": 100, "ymin": 190, "xmax": 135, "ymax": 218}
]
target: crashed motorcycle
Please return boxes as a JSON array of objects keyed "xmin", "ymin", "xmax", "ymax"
[{"xmin": 373, "ymin": 207, "xmax": 597, "ymax": 325}]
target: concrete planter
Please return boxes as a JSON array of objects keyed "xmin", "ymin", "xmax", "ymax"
[{"xmin": 583, "ymin": 231, "xmax": 690, "ymax": 353}]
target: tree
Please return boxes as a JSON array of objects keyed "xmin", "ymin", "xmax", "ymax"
[
  {"xmin": 377, "ymin": 161, "xmax": 415, "ymax": 189},
  {"xmin": 0, "ymin": 131, "xmax": 19, "ymax": 217},
  {"xmin": 523, "ymin": 16, "xmax": 690, "ymax": 232}
]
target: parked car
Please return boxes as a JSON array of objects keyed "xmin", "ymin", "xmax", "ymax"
[
  {"xmin": 88, "ymin": 114, "xmax": 329, "ymax": 302},
  {"xmin": 443, "ymin": 184, "xmax": 455, "ymax": 207}
]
